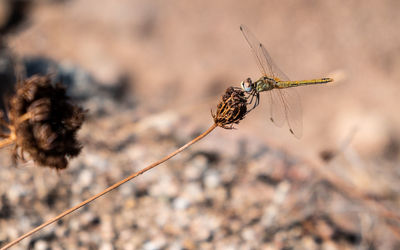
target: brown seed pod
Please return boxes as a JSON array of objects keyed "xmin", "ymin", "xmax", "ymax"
[
  {"xmin": 8, "ymin": 75, "xmax": 86, "ymax": 169},
  {"xmin": 27, "ymin": 98, "xmax": 51, "ymax": 122},
  {"xmin": 212, "ymin": 87, "xmax": 248, "ymax": 129}
]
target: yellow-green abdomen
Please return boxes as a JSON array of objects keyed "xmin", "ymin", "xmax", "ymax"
[{"xmin": 277, "ymin": 78, "xmax": 333, "ymax": 88}]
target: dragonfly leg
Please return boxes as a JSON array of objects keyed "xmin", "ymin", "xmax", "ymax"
[
  {"xmin": 246, "ymin": 91, "xmax": 260, "ymax": 113},
  {"xmin": 255, "ymin": 92, "xmax": 260, "ymax": 107},
  {"xmin": 247, "ymin": 93, "xmax": 254, "ymax": 104}
]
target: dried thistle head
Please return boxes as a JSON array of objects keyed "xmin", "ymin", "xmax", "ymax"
[
  {"xmin": 212, "ymin": 87, "xmax": 248, "ymax": 129},
  {"xmin": 8, "ymin": 75, "xmax": 86, "ymax": 170}
]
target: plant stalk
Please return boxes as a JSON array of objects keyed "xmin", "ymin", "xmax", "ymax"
[
  {"xmin": 0, "ymin": 137, "xmax": 15, "ymax": 148},
  {"xmin": 0, "ymin": 112, "xmax": 32, "ymax": 149},
  {"xmin": 1, "ymin": 123, "xmax": 218, "ymax": 250}
]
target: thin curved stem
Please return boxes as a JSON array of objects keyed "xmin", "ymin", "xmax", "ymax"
[
  {"xmin": 0, "ymin": 137, "xmax": 15, "ymax": 148},
  {"xmin": 1, "ymin": 123, "xmax": 218, "ymax": 250},
  {"xmin": 0, "ymin": 112, "xmax": 31, "ymax": 149}
]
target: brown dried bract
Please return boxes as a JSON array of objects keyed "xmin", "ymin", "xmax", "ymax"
[
  {"xmin": 8, "ymin": 75, "xmax": 86, "ymax": 170},
  {"xmin": 212, "ymin": 87, "xmax": 248, "ymax": 129}
]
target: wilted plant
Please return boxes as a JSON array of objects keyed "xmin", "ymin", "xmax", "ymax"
[
  {"xmin": 1, "ymin": 24, "xmax": 337, "ymax": 249},
  {"xmin": 212, "ymin": 87, "xmax": 248, "ymax": 129},
  {"xmin": 0, "ymin": 84, "xmax": 253, "ymax": 249},
  {"xmin": 0, "ymin": 75, "xmax": 85, "ymax": 169}
]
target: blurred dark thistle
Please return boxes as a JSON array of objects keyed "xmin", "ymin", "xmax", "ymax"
[
  {"xmin": 212, "ymin": 87, "xmax": 248, "ymax": 129},
  {"xmin": 0, "ymin": 75, "xmax": 86, "ymax": 169}
]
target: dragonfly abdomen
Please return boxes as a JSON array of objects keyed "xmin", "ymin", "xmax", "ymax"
[{"xmin": 277, "ymin": 78, "xmax": 333, "ymax": 88}]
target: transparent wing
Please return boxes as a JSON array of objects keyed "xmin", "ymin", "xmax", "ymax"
[
  {"xmin": 260, "ymin": 44, "xmax": 303, "ymax": 137},
  {"xmin": 270, "ymin": 88, "xmax": 303, "ymax": 138},
  {"xmin": 240, "ymin": 24, "xmax": 270, "ymax": 76},
  {"xmin": 240, "ymin": 25, "xmax": 303, "ymax": 138},
  {"xmin": 268, "ymin": 89, "xmax": 285, "ymax": 127},
  {"xmin": 259, "ymin": 44, "xmax": 290, "ymax": 81}
]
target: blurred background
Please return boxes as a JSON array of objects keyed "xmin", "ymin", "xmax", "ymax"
[{"xmin": 1, "ymin": 0, "xmax": 399, "ymax": 249}]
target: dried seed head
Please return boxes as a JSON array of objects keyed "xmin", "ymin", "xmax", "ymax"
[
  {"xmin": 27, "ymin": 98, "xmax": 51, "ymax": 122},
  {"xmin": 8, "ymin": 75, "xmax": 86, "ymax": 170},
  {"xmin": 212, "ymin": 87, "xmax": 248, "ymax": 129}
]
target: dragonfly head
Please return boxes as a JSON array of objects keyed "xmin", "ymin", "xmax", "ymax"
[{"xmin": 241, "ymin": 77, "xmax": 253, "ymax": 92}]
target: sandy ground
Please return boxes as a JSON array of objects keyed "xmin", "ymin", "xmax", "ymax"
[{"xmin": 1, "ymin": 0, "xmax": 400, "ymax": 249}]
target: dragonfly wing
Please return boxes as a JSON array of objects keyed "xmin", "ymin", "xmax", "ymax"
[
  {"xmin": 268, "ymin": 89, "xmax": 285, "ymax": 127},
  {"xmin": 240, "ymin": 25, "xmax": 303, "ymax": 138},
  {"xmin": 259, "ymin": 43, "xmax": 290, "ymax": 81},
  {"xmin": 240, "ymin": 24, "xmax": 271, "ymax": 76},
  {"xmin": 274, "ymin": 88, "xmax": 303, "ymax": 138},
  {"xmin": 259, "ymin": 34, "xmax": 303, "ymax": 137},
  {"xmin": 240, "ymin": 25, "xmax": 291, "ymax": 81}
]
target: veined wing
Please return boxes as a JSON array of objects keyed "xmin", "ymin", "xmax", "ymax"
[
  {"xmin": 240, "ymin": 24, "xmax": 271, "ymax": 76},
  {"xmin": 259, "ymin": 42, "xmax": 303, "ymax": 138},
  {"xmin": 240, "ymin": 25, "xmax": 284, "ymax": 126},
  {"xmin": 240, "ymin": 25, "xmax": 303, "ymax": 138},
  {"xmin": 269, "ymin": 86, "xmax": 303, "ymax": 138},
  {"xmin": 240, "ymin": 24, "xmax": 290, "ymax": 81}
]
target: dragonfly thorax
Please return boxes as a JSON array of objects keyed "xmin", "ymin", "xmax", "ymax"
[
  {"xmin": 254, "ymin": 76, "xmax": 275, "ymax": 92},
  {"xmin": 241, "ymin": 76, "xmax": 277, "ymax": 93}
]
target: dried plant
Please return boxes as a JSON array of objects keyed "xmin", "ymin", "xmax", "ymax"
[
  {"xmin": 0, "ymin": 85, "xmax": 252, "ymax": 249},
  {"xmin": 0, "ymin": 75, "xmax": 86, "ymax": 169},
  {"xmin": 212, "ymin": 87, "xmax": 248, "ymax": 129},
  {"xmin": 4, "ymin": 81, "xmax": 399, "ymax": 249}
]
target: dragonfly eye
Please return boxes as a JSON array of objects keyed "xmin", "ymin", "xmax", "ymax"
[{"xmin": 241, "ymin": 79, "xmax": 253, "ymax": 92}]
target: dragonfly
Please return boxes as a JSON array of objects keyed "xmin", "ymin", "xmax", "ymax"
[{"xmin": 239, "ymin": 25, "xmax": 333, "ymax": 138}]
